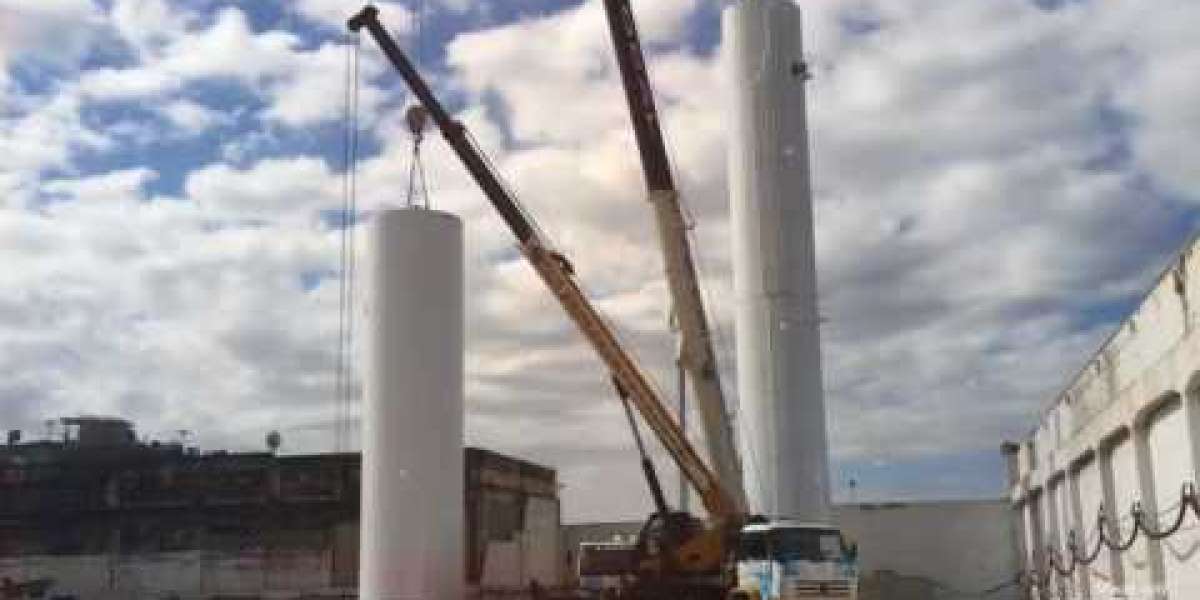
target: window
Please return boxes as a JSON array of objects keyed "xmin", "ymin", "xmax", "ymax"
[
  {"xmin": 769, "ymin": 528, "xmax": 844, "ymax": 562},
  {"xmin": 737, "ymin": 530, "xmax": 768, "ymax": 560}
]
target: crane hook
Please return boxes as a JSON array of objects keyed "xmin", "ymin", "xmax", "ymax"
[
  {"xmin": 404, "ymin": 105, "xmax": 432, "ymax": 209},
  {"xmin": 405, "ymin": 105, "xmax": 429, "ymax": 143}
]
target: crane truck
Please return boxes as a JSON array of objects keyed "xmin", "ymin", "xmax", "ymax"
[
  {"xmin": 348, "ymin": 5, "xmax": 857, "ymax": 599},
  {"xmin": 598, "ymin": 2, "xmax": 859, "ymax": 599}
]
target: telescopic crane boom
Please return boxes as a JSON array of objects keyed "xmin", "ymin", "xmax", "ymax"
[
  {"xmin": 601, "ymin": 0, "xmax": 748, "ymax": 514},
  {"xmin": 348, "ymin": 5, "xmax": 737, "ymax": 525}
]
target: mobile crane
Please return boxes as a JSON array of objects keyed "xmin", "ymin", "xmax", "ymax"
[
  {"xmin": 600, "ymin": 0, "xmax": 747, "ymax": 516},
  {"xmin": 600, "ymin": 3, "xmax": 858, "ymax": 599},
  {"xmin": 348, "ymin": 5, "xmax": 856, "ymax": 599},
  {"xmin": 348, "ymin": 7, "xmax": 737, "ymax": 596}
]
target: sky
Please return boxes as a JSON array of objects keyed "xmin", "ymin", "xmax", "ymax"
[{"xmin": 1, "ymin": 0, "xmax": 1198, "ymax": 523}]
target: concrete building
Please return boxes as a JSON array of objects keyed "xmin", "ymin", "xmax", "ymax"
[
  {"xmin": 0, "ymin": 417, "xmax": 561, "ymax": 599},
  {"xmin": 1007, "ymin": 232, "xmax": 1200, "ymax": 599},
  {"xmin": 563, "ymin": 500, "xmax": 1021, "ymax": 600}
]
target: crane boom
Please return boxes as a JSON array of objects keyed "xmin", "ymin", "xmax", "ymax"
[
  {"xmin": 348, "ymin": 5, "xmax": 737, "ymax": 522},
  {"xmin": 600, "ymin": 0, "xmax": 748, "ymax": 513}
]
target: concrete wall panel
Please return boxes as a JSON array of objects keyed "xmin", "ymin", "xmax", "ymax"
[
  {"xmin": 1110, "ymin": 437, "xmax": 1155, "ymax": 594},
  {"xmin": 1146, "ymin": 399, "xmax": 1200, "ymax": 598},
  {"xmin": 0, "ymin": 550, "xmax": 344, "ymax": 599},
  {"xmin": 1077, "ymin": 458, "xmax": 1118, "ymax": 595},
  {"xmin": 834, "ymin": 501, "xmax": 1019, "ymax": 599},
  {"xmin": 525, "ymin": 496, "xmax": 561, "ymax": 586}
]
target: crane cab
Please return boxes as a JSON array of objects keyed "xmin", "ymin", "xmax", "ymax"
[{"xmin": 732, "ymin": 521, "xmax": 858, "ymax": 600}]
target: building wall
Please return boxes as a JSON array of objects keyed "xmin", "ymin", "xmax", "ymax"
[
  {"xmin": 836, "ymin": 501, "xmax": 1019, "ymax": 599},
  {"xmin": 1009, "ymin": 233, "xmax": 1200, "ymax": 599},
  {"xmin": 466, "ymin": 448, "xmax": 563, "ymax": 590},
  {"xmin": 1, "ymin": 550, "xmax": 345, "ymax": 599},
  {"xmin": 0, "ymin": 437, "xmax": 561, "ymax": 598}
]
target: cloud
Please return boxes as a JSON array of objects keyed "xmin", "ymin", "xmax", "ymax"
[
  {"xmin": 159, "ymin": 99, "xmax": 233, "ymax": 135},
  {"xmin": 294, "ymin": 0, "xmax": 413, "ymax": 34},
  {"xmin": 1, "ymin": 0, "xmax": 1199, "ymax": 523},
  {"xmin": 1080, "ymin": 1, "xmax": 1200, "ymax": 196},
  {"xmin": 184, "ymin": 156, "xmax": 339, "ymax": 224},
  {"xmin": 78, "ymin": 4, "xmax": 391, "ymax": 130},
  {"xmin": 0, "ymin": 0, "xmax": 101, "ymax": 77},
  {"xmin": 0, "ymin": 90, "xmax": 111, "ymax": 179}
]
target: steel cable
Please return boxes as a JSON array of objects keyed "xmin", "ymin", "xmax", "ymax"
[
  {"xmin": 1099, "ymin": 505, "xmax": 1140, "ymax": 552},
  {"xmin": 1136, "ymin": 484, "xmax": 1194, "ymax": 540},
  {"xmin": 1072, "ymin": 521, "xmax": 1106, "ymax": 566}
]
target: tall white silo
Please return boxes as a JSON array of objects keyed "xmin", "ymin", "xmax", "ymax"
[
  {"xmin": 358, "ymin": 208, "xmax": 464, "ymax": 599},
  {"xmin": 724, "ymin": 0, "xmax": 830, "ymax": 523}
]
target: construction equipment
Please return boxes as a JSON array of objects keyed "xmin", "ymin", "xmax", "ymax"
[
  {"xmin": 600, "ymin": 3, "xmax": 858, "ymax": 600},
  {"xmin": 601, "ymin": 0, "xmax": 747, "ymax": 515},
  {"xmin": 349, "ymin": 5, "xmax": 857, "ymax": 598},
  {"xmin": 349, "ymin": 6, "xmax": 738, "ymax": 594}
]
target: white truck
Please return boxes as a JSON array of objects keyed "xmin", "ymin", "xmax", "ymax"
[{"xmin": 733, "ymin": 521, "xmax": 859, "ymax": 600}]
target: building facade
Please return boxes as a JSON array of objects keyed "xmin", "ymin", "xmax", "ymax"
[
  {"xmin": 0, "ymin": 417, "xmax": 560, "ymax": 599},
  {"xmin": 1007, "ymin": 233, "xmax": 1200, "ymax": 599}
]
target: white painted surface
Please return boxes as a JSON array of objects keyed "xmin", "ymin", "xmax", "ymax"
[
  {"xmin": 834, "ymin": 501, "xmax": 1020, "ymax": 599},
  {"xmin": 1110, "ymin": 437, "xmax": 1155, "ymax": 594},
  {"xmin": 477, "ymin": 497, "xmax": 561, "ymax": 589},
  {"xmin": 358, "ymin": 209, "xmax": 464, "ymax": 600},
  {"xmin": 1146, "ymin": 399, "xmax": 1200, "ymax": 598},
  {"xmin": 1010, "ymin": 236, "xmax": 1200, "ymax": 595},
  {"xmin": 1022, "ymin": 499, "xmax": 1039, "ymax": 568},
  {"xmin": 724, "ymin": 0, "xmax": 829, "ymax": 523},
  {"xmin": 1077, "ymin": 458, "xmax": 1117, "ymax": 595},
  {"xmin": 1053, "ymin": 479, "xmax": 1078, "ymax": 599},
  {"xmin": 1030, "ymin": 492, "xmax": 1046, "ymax": 562},
  {"xmin": 1045, "ymin": 483, "xmax": 1061, "ymax": 550}
]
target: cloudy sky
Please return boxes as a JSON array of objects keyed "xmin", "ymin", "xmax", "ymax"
[{"xmin": 1, "ymin": 0, "xmax": 1197, "ymax": 522}]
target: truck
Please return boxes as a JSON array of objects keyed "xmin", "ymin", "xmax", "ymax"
[{"xmin": 734, "ymin": 520, "xmax": 858, "ymax": 599}]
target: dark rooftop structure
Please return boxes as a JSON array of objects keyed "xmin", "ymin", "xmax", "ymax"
[{"xmin": 0, "ymin": 417, "xmax": 561, "ymax": 598}]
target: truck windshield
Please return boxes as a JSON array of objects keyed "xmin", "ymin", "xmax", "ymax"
[
  {"xmin": 768, "ymin": 528, "xmax": 843, "ymax": 562},
  {"xmin": 737, "ymin": 530, "xmax": 768, "ymax": 560}
]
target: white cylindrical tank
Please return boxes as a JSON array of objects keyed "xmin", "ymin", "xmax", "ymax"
[
  {"xmin": 358, "ymin": 208, "xmax": 464, "ymax": 600},
  {"xmin": 724, "ymin": 0, "xmax": 830, "ymax": 523}
]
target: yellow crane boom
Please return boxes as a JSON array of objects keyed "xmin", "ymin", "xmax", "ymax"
[{"xmin": 348, "ymin": 5, "xmax": 738, "ymax": 523}]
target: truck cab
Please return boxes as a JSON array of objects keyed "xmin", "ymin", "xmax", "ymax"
[{"xmin": 733, "ymin": 521, "xmax": 859, "ymax": 600}]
